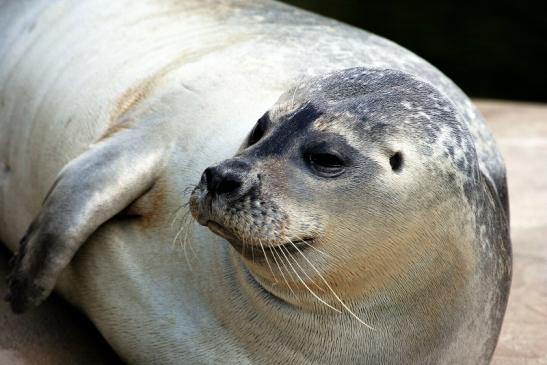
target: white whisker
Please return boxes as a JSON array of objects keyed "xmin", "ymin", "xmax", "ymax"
[
  {"xmin": 289, "ymin": 239, "xmax": 374, "ymax": 330},
  {"xmin": 279, "ymin": 244, "xmax": 341, "ymax": 313},
  {"xmin": 258, "ymin": 239, "xmax": 278, "ymax": 283},
  {"xmin": 169, "ymin": 203, "xmax": 187, "ymax": 229},
  {"xmin": 171, "ymin": 208, "xmax": 196, "ymax": 271},
  {"xmin": 269, "ymin": 244, "xmax": 296, "ymax": 297},
  {"xmin": 182, "ymin": 213, "xmax": 199, "ymax": 264},
  {"xmin": 294, "ymin": 234, "xmax": 331, "ymax": 258},
  {"xmin": 285, "ymin": 239, "xmax": 325, "ymax": 292},
  {"xmin": 171, "ymin": 222, "xmax": 186, "ymax": 251}
]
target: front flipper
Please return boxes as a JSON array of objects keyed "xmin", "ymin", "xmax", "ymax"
[{"xmin": 5, "ymin": 129, "xmax": 169, "ymax": 313}]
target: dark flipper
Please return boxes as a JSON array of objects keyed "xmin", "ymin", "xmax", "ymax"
[{"xmin": 6, "ymin": 129, "xmax": 168, "ymax": 313}]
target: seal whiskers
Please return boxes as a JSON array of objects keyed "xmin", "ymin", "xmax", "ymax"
[
  {"xmin": 182, "ymin": 210, "xmax": 200, "ymax": 266},
  {"xmin": 170, "ymin": 203, "xmax": 190, "ymax": 249},
  {"xmin": 169, "ymin": 204, "xmax": 186, "ymax": 229},
  {"xmin": 171, "ymin": 207, "xmax": 197, "ymax": 270},
  {"xmin": 287, "ymin": 239, "xmax": 374, "ymax": 330},
  {"xmin": 281, "ymin": 240, "xmax": 325, "ymax": 293},
  {"xmin": 269, "ymin": 244, "xmax": 296, "ymax": 297},
  {"xmin": 258, "ymin": 239, "xmax": 278, "ymax": 283},
  {"xmin": 279, "ymin": 245, "xmax": 341, "ymax": 313},
  {"xmin": 171, "ymin": 221, "xmax": 185, "ymax": 250},
  {"xmin": 294, "ymin": 234, "xmax": 331, "ymax": 258}
]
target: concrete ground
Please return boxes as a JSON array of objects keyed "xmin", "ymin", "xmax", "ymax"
[{"xmin": 0, "ymin": 100, "xmax": 545, "ymax": 364}]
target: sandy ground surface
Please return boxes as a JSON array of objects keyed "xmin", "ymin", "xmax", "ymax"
[{"xmin": 0, "ymin": 100, "xmax": 545, "ymax": 364}]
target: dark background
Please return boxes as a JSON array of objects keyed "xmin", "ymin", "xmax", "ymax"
[{"xmin": 282, "ymin": 0, "xmax": 547, "ymax": 102}]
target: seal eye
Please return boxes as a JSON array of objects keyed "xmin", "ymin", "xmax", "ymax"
[
  {"xmin": 247, "ymin": 116, "xmax": 267, "ymax": 146},
  {"xmin": 307, "ymin": 152, "xmax": 346, "ymax": 177}
]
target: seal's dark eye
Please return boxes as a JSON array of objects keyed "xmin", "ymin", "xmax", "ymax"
[
  {"xmin": 306, "ymin": 151, "xmax": 346, "ymax": 177},
  {"xmin": 310, "ymin": 153, "xmax": 343, "ymax": 168},
  {"xmin": 247, "ymin": 116, "xmax": 267, "ymax": 146}
]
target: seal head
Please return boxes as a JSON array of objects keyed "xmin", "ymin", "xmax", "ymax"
[{"xmin": 190, "ymin": 68, "xmax": 482, "ymax": 314}]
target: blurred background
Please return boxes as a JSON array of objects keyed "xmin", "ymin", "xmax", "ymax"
[{"xmin": 282, "ymin": 0, "xmax": 547, "ymax": 102}]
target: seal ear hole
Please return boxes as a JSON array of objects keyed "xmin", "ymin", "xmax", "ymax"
[{"xmin": 389, "ymin": 152, "xmax": 403, "ymax": 172}]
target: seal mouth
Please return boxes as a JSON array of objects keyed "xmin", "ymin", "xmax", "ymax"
[
  {"xmin": 206, "ymin": 220, "xmax": 238, "ymax": 241},
  {"xmin": 206, "ymin": 220, "xmax": 314, "ymax": 260}
]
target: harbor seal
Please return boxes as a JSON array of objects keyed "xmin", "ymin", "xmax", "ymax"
[{"xmin": 0, "ymin": 0, "xmax": 510, "ymax": 363}]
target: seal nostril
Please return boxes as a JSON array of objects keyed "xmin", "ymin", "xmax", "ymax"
[
  {"xmin": 204, "ymin": 166, "xmax": 243, "ymax": 196},
  {"xmin": 217, "ymin": 175, "xmax": 242, "ymax": 195},
  {"xmin": 204, "ymin": 159, "xmax": 251, "ymax": 197}
]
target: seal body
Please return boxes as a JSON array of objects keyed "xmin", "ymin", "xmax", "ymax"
[{"xmin": 0, "ymin": 0, "xmax": 510, "ymax": 364}]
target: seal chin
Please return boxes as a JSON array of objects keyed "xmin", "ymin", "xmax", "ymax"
[
  {"xmin": 206, "ymin": 220, "xmax": 238, "ymax": 241},
  {"xmin": 204, "ymin": 220, "xmax": 314, "ymax": 261}
]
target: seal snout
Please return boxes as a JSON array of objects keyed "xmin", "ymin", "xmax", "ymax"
[
  {"xmin": 200, "ymin": 158, "xmax": 256, "ymax": 201},
  {"xmin": 189, "ymin": 157, "xmax": 260, "ymax": 227}
]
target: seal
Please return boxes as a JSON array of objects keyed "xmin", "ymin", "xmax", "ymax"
[
  {"xmin": 0, "ymin": 0, "xmax": 511, "ymax": 363},
  {"xmin": 188, "ymin": 69, "xmax": 512, "ymax": 363}
]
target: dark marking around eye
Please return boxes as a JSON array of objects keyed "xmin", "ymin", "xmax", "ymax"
[
  {"xmin": 389, "ymin": 152, "xmax": 403, "ymax": 172},
  {"xmin": 247, "ymin": 104, "xmax": 323, "ymax": 157}
]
